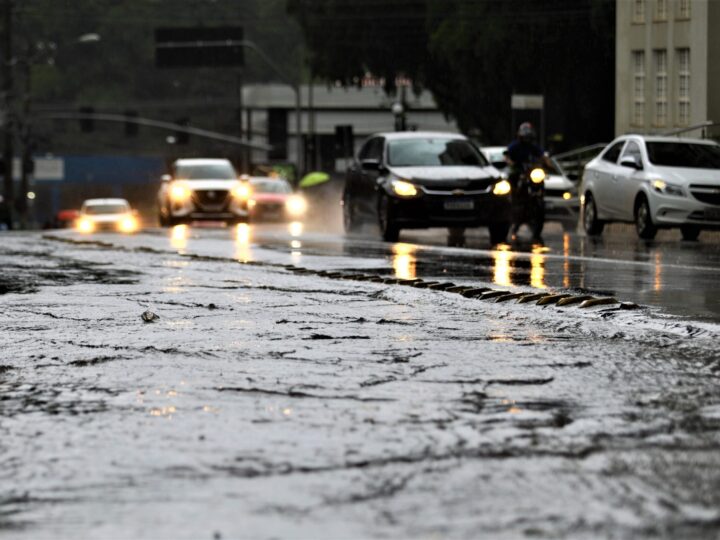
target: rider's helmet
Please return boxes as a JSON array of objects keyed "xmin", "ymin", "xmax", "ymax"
[{"xmin": 517, "ymin": 122, "xmax": 535, "ymax": 142}]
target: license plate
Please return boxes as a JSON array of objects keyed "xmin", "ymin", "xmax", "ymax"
[
  {"xmin": 444, "ymin": 199, "xmax": 474, "ymax": 211},
  {"xmin": 706, "ymin": 208, "xmax": 720, "ymax": 220}
]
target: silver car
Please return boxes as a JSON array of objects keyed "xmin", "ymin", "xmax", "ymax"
[
  {"xmin": 582, "ymin": 135, "xmax": 720, "ymax": 240},
  {"xmin": 157, "ymin": 158, "xmax": 250, "ymax": 226}
]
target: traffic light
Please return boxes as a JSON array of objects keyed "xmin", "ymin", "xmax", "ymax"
[
  {"xmin": 79, "ymin": 106, "xmax": 94, "ymax": 132},
  {"xmin": 125, "ymin": 110, "xmax": 138, "ymax": 137},
  {"xmin": 175, "ymin": 118, "xmax": 189, "ymax": 144}
]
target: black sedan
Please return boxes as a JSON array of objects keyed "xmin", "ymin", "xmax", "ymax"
[{"xmin": 342, "ymin": 132, "xmax": 512, "ymax": 243}]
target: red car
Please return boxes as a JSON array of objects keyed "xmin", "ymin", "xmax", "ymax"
[{"xmin": 248, "ymin": 176, "xmax": 307, "ymax": 222}]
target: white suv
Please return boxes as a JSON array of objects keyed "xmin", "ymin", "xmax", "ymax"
[
  {"xmin": 157, "ymin": 158, "xmax": 250, "ymax": 226},
  {"xmin": 582, "ymin": 135, "xmax": 720, "ymax": 240}
]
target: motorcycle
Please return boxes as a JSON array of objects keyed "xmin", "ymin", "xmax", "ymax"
[{"xmin": 510, "ymin": 163, "xmax": 546, "ymax": 242}]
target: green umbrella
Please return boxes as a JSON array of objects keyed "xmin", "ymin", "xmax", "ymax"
[{"xmin": 299, "ymin": 171, "xmax": 330, "ymax": 189}]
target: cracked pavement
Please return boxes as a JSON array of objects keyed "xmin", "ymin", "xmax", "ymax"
[{"xmin": 1, "ymin": 231, "xmax": 720, "ymax": 539}]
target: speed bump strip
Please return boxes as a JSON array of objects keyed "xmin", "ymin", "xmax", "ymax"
[
  {"xmin": 537, "ymin": 294, "xmax": 572, "ymax": 306},
  {"xmin": 579, "ymin": 297, "xmax": 618, "ymax": 308},
  {"xmin": 495, "ymin": 292, "xmax": 533, "ymax": 303},
  {"xmin": 445, "ymin": 285, "xmax": 474, "ymax": 294},
  {"xmin": 556, "ymin": 295, "xmax": 594, "ymax": 307},
  {"xmin": 413, "ymin": 281, "xmax": 440, "ymax": 288},
  {"xmin": 398, "ymin": 278, "xmax": 423, "ymax": 286},
  {"xmin": 461, "ymin": 287, "xmax": 492, "ymax": 298},
  {"xmin": 517, "ymin": 293, "xmax": 549, "ymax": 304},
  {"xmin": 427, "ymin": 282, "xmax": 457, "ymax": 291},
  {"xmin": 479, "ymin": 290, "xmax": 511, "ymax": 300}
]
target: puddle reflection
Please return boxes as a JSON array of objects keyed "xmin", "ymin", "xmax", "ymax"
[
  {"xmin": 170, "ymin": 224, "xmax": 188, "ymax": 251},
  {"xmin": 234, "ymin": 223, "xmax": 253, "ymax": 262},
  {"xmin": 654, "ymin": 250, "xmax": 662, "ymax": 291},
  {"xmin": 530, "ymin": 244, "xmax": 547, "ymax": 289},
  {"xmin": 392, "ymin": 243, "xmax": 418, "ymax": 280},
  {"xmin": 492, "ymin": 244, "xmax": 513, "ymax": 287}
]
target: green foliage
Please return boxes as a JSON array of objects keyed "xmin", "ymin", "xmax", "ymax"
[{"xmin": 288, "ymin": 0, "xmax": 616, "ymax": 147}]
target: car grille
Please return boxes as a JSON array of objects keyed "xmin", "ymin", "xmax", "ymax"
[
  {"xmin": 689, "ymin": 185, "xmax": 720, "ymax": 206},
  {"xmin": 193, "ymin": 189, "xmax": 229, "ymax": 210},
  {"xmin": 419, "ymin": 178, "xmax": 495, "ymax": 193},
  {"xmin": 545, "ymin": 189, "xmax": 566, "ymax": 198},
  {"xmin": 257, "ymin": 202, "xmax": 283, "ymax": 212}
]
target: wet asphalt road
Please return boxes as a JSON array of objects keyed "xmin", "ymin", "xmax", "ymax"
[
  {"xmin": 158, "ymin": 219, "xmax": 720, "ymax": 322},
  {"xmin": 2, "ymin": 225, "xmax": 720, "ymax": 538}
]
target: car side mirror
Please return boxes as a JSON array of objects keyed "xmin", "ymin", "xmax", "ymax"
[
  {"xmin": 360, "ymin": 159, "xmax": 381, "ymax": 171},
  {"xmin": 620, "ymin": 156, "xmax": 643, "ymax": 170},
  {"xmin": 161, "ymin": 174, "xmax": 172, "ymax": 182}
]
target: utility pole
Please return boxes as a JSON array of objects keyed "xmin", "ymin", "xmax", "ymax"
[{"xmin": 2, "ymin": 0, "xmax": 14, "ymax": 229}]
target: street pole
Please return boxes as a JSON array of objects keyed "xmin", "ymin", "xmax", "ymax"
[
  {"xmin": 2, "ymin": 0, "xmax": 13, "ymax": 229},
  {"xmin": 237, "ymin": 40, "xmax": 303, "ymax": 182}
]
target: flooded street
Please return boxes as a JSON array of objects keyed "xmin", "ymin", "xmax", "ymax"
[{"xmin": 2, "ymin": 227, "xmax": 720, "ymax": 538}]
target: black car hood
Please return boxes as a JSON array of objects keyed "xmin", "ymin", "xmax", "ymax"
[{"xmin": 388, "ymin": 165, "xmax": 501, "ymax": 189}]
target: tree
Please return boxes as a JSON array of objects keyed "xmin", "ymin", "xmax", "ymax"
[{"xmin": 288, "ymin": 0, "xmax": 616, "ymax": 148}]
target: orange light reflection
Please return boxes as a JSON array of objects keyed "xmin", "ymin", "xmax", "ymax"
[
  {"xmin": 392, "ymin": 243, "xmax": 417, "ymax": 280},
  {"xmin": 492, "ymin": 244, "xmax": 513, "ymax": 287},
  {"xmin": 170, "ymin": 224, "xmax": 188, "ymax": 251},
  {"xmin": 234, "ymin": 223, "xmax": 253, "ymax": 262}
]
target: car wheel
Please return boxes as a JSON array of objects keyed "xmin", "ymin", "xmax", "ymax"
[
  {"xmin": 488, "ymin": 222, "xmax": 510, "ymax": 245},
  {"xmin": 343, "ymin": 197, "xmax": 360, "ymax": 233},
  {"xmin": 378, "ymin": 195, "xmax": 400, "ymax": 242},
  {"xmin": 680, "ymin": 224, "xmax": 701, "ymax": 241},
  {"xmin": 583, "ymin": 194, "xmax": 605, "ymax": 236},
  {"xmin": 635, "ymin": 196, "xmax": 658, "ymax": 240}
]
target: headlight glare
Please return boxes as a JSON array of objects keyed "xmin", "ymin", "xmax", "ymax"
[
  {"xmin": 493, "ymin": 179, "xmax": 512, "ymax": 196},
  {"xmin": 232, "ymin": 183, "xmax": 251, "ymax": 200},
  {"xmin": 285, "ymin": 195, "xmax": 308, "ymax": 216},
  {"xmin": 652, "ymin": 179, "xmax": 684, "ymax": 196},
  {"xmin": 118, "ymin": 215, "xmax": 138, "ymax": 233},
  {"xmin": 530, "ymin": 168, "xmax": 546, "ymax": 183},
  {"xmin": 391, "ymin": 179, "xmax": 419, "ymax": 197},
  {"xmin": 77, "ymin": 217, "xmax": 94, "ymax": 233},
  {"xmin": 170, "ymin": 182, "xmax": 191, "ymax": 202}
]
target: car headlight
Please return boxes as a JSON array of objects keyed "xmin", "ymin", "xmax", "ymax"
[
  {"xmin": 493, "ymin": 179, "xmax": 512, "ymax": 196},
  {"xmin": 170, "ymin": 182, "xmax": 192, "ymax": 202},
  {"xmin": 530, "ymin": 168, "xmax": 546, "ymax": 184},
  {"xmin": 391, "ymin": 179, "xmax": 420, "ymax": 198},
  {"xmin": 562, "ymin": 191, "xmax": 574, "ymax": 200},
  {"xmin": 285, "ymin": 194, "xmax": 307, "ymax": 216},
  {"xmin": 232, "ymin": 182, "xmax": 251, "ymax": 200},
  {"xmin": 118, "ymin": 214, "xmax": 138, "ymax": 233},
  {"xmin": 76, "ymin": 217, "xmax": 94, "ymax": 233},
  {"xmin": 652, "ymin": 179, "xmax": 684, "ymax": 197}
]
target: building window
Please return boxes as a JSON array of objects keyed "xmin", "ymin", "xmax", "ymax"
[
  {"xmin": 678, "ymin": 0, "xmax": 691, "ymax": 19},
  {"xmin": 677, "ymin": 48, "xmax": 691, "ymax": 125},
  {"xmin": 655, "ymin": 0, "xmax": 667, "ymax": 20},
  {"xmin": 632, "ymin": 50, "xmax": 646, "ymax": 126},
  {"xmin": 633, "ymin": 0, "xmax": 645, "ymax": 22},
  {"xmin": 654, "ymin": 50, "xmax": 668, "ymax": 126}
]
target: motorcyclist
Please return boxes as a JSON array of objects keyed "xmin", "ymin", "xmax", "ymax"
[{"xmin": 504, "ymin": 122, "xmax": 552, "ymax": 242}]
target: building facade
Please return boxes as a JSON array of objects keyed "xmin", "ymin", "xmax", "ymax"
[{"xmin": 616, "ymin": 0, "xmax": 720, "ymax": 137}]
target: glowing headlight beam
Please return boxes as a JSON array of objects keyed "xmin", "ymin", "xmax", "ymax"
[
  {"xmin": 170, "ymin": 183, "xmax": 191, "ymax": 202},
  {"xmin": 530, "ymin": 168, "xmax": 546, "ymax": 184},
  {"xmin": 391, "ymin": 180, "xmax": 419, "ymax": 197},
  {"xmin": 285, "ymin": 195, "xmax": 308, "ymax": 216},
  {"xmin": 493, "ymin": 179, "xmax": 512, "ymax": 196}
]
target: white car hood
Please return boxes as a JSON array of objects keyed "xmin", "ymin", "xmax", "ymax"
[
  {"xmin": 544, "ymin": 174, "xmax": 574, "ymax": 190},
  {"xmin": 653, "ymin": 166, "xmax": 720, "ymax": 185},
  {"xmin": 389, "ymin": 165, "xmax": 500, "ymax": 181}
]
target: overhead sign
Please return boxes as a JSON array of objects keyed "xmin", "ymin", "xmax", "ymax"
[
  {"xmin": 155, "ymin": 27, "xmax": 244, "ymax": 68},
  {"xmin": 511, "ymin": 94, "xmax": 544, "ymax": 110},
  {"xmin": 33, "ymin": 157, "xmax": 65, "ymax": 181}
]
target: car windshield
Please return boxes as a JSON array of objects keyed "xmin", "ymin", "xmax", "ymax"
[
  {"xmin": 646, "ymin": 142, "xmax": 720, "ymax": 168},
  {"xmin": 388, "ymin": 138, "xmax": 488, "ymax": 167},
  {"xmin": 175, "ymin": 163, "xmax": 237, "ymax": 180},
  {"xmin": 251, "ymin": 179, "xmax": 293, "ymax": 193},
  {"xmin": 83, "ymin": 204, "xmax": 129, "ymax": 215}
]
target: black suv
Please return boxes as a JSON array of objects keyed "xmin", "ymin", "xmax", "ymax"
[{"xmin": 342, "ymin": 132, "xmax": 512, "ymax": 243}]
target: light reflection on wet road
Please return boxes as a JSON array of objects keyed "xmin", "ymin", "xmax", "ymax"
[{"xmin": 154, "ymin": 221, "xmax": 720, "ymax": 322}]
